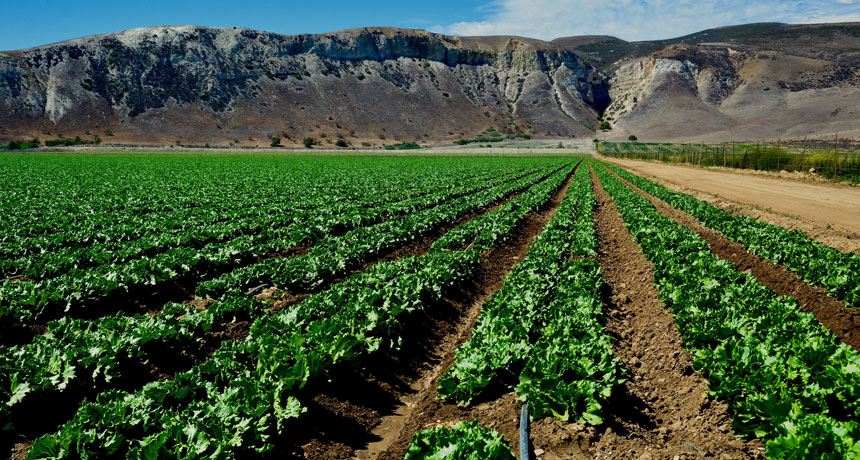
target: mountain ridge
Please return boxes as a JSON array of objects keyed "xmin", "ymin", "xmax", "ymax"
[{"xmin": 1, "ymin": 22, "xmax": 859, "ymax": 146}]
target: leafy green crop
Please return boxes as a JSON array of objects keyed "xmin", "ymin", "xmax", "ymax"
[
  {"xmin": 602, "ymin": 162, "xmax": 860, "ymax": 307},
  {"xmin": 1, "ymin": 159, "xmax": 554, "ymax": 325},
  {"xmin": 439, "ymin": 164, "xmax": 623, "ymax": 424},
  {"xmin": 0, "ymin": 158, "xmax": 565, "ymax": 434},
  {"xmin": 404, "ymin": 421, "xmax": 516, "ymax": 460},
  {"xmin": 595, "ymin": 162, "xmax": 860, "ymax": 458},
  {"xmin": 196, "ymin": 166, "xmax": 558, "ymax": 298},
  {"xmin": 17, "ymin": 157, "xmax": 580, "ymax": 459}
]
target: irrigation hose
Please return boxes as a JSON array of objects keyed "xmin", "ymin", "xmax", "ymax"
[
  {"xmin": 520, "ymin": 402, "xmax": 530, "ymax": 460},
  {"xmin": 244, "ymin": 283, "xmax": 269, "ymax": 296}
]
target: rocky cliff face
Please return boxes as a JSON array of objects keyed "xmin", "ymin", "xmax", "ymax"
[
  {"xmin": 5, "ymin": 24, "xmax": 857, "ymax": 146},
  {"xmin": 0, "ymin": 26, "xmax": 604, "ymax": 146},
  {"xmin": 602, "ymin": 43, "xmax": 860, "ymax": 141}
]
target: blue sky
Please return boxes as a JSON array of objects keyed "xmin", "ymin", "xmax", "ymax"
[
  {"xmin": 3, "ymin": 0, "xmax": 860, "ymax": 50},
  {"xmin": 1, "ymin": 0, "xmax": 485, "ymax": 50}
]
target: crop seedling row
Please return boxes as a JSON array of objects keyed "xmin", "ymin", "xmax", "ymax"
[
  {"xmin": 5, "ymin": 154, "xmax": 856, "ymax": 459},
  {"xmin": 601, "ymin": 162, "xmax": 860, "ymax": 307},
  {"xmin": 595, "ymin": 162, "xmax": 860, "ymax": 458},
  {"xmin": 24, "ymin": 162, "xmax": 577, "ymax": 459}
]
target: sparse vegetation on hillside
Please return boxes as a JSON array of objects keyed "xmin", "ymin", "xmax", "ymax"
[
  {"xmin": 45, "ymin": 136, "xmax": 96, "ymax": 147},
  {"xmin": 455, "ymin": 125, "xmax": 533, "ymax": 145},
  {"xmin": 383, "ymin": 141, "xmax": 421, "ymax": 150},
  {"xmin": 2, "ymin": 138, "xmax": 40, "ymax": 150}
]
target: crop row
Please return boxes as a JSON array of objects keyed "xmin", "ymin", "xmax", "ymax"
[
  {"xmin": 0, "ymin": 165, "xmax": 561, "ymax": 432},
  {"xmin": 1, "ymin": 166, "xmax": 523, "ymax": 281},
  {"xmin": 1, "ymin": 158, "xmax": 475, "ymax": 258},
  {"xmin": 0, "ymin": 166, "xmax": 551, "ymax": 326},
  {"xmin": 195, "ymin": 165, "xmax": 561, "ymax": 298},
  {"xmin": 438, "ymin": 163, "xmax": 624, "ymax": 424},
  {"xmin": 595, "ymin": 162, "xmax": 860, "ymax": 458},
  {"xmin": 23, "ymin": 163, "xmax": 578, "ymax": 459},
  {"xmin": 2, "ymin": 199, "xmax": 304, "ymax": 280},
  {"xmin": 602, "ymin": 162, "xmax": 860, "ymax": 307},
  {"xmin": 431, "ymin": 163, "xmax": 575, "ymax": 254},
  {"xmin": 404, "ymin": 421, "xmax": 515, "ymax": 460},
  {"xmin": 28, "ymin": 253, "xmax": 477, "ymax": 459}
]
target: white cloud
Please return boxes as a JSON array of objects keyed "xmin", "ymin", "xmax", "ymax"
[
  {"xmin": 798, "ymin": 12, "xmax": 860, "ymax": 23},
  {"xmin": 428, "ymin": 0, "xmax": 860, "ymax": 41}
]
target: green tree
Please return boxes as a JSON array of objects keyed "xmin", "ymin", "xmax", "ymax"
[
  {"xmin": 303, "ymin": 137, "xmax": 316, "ymax": 148},
  {"xmin": 270, "ymin": 137, "xmax": 281, "ymax": 147}
]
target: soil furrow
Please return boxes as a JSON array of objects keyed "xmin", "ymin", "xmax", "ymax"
[
  {"xmin": 588, "ymin": 164, "xmax": 763, "ymax": 460},
  {"xmin": 257, "ymin": 166, "xmax": 559, "ymax": 314},
  {"xmin": 268, "ymin": 165, "xmax": 579, "ymax": 460},
  {"xmin": 0, "ymin": 244, "xmax": 314, "ymax": 347},
  {"xmin": 604, "ymin": 166, "xmax": 860, "ymax": 352},
  {"xmin": 1, "ymin": 169, "xmax": 544, "ymax": 346},
  {"xmin": 2, "ymin": 168, "xmax": 557, "ymax": 460},
  {"xmin": 623, "ymin": 174, "xmax": 860, "ymax": 256},
  {"xmin": 596, "ymin": 157, "xmax": 860, "ymax": 240}
]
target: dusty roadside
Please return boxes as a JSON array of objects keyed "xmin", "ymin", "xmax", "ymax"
[{"xmin": 600, "ymin": 157, "xmax": 860, "ymax": 253}]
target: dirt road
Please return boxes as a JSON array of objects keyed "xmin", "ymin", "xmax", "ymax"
[{"xmin": 600, "ymin": 157, "xmax": 860, "ymax": 253}]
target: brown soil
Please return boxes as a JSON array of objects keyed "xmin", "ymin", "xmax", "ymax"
[
  {"xmin": 605, "ymin": 167, "xmax": 860, "ymax": 352},
  {"xmin": 7, "ymin": 443, "xmax": 28, "ymax": 460},
  {"xmin": 659, "ymin": 181, "xmax": 860, "ymax": 255},
  {"xmin": 3, "ymin": 277, "xmax": 31, "ymax": 283},
  {"xmin": 0, "ymin": 245, "xmax": 313, "ymax": 348},
  {"xmin": 2, "ymin": 172, "xmax": 520, "ymax": 346},
  {"xmin": 273, "ymin": 166, "xmax": 579, "ymax": 460},
  {"xmin": 586, "ymin": 165, "xmax": 763, "ymax": 460},
  {"xmin": 259, "ymin": 166, "xmax": 559, "ymax": 314},
  {"xmin": 600, "ymin": 157, "xmax": 860, "ymax": 254},
  {"xmin": 1, "ymin": 165, "xmax": 568, "ymax": 460}
]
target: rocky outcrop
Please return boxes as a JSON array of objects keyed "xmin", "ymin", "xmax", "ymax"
[
  {"xmin": 606, "ymin": 46, "xmax": 740, "ymax": 119},
  {"xmin": 602, "ymin": 44, "xmax": 860, "ymax": 142},
  {"xmin": 0, "ymin": 26, "xmax": 604, "ymax": 146},
  {"xmin": 5, "ymin": 24, "xmax": 858, "ymax": 145}
]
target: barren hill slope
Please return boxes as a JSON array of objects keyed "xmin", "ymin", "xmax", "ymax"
[
  {"xmin": 555, "ymin": 23, "xmax": 860, "ymax": 142},
  {"xmin": 1, "ymin": 23, "xmax": 859, "ymax": 146},
  {"xmin": 0, "ymin": 26, "xmax": 604, "ymax": 147}
]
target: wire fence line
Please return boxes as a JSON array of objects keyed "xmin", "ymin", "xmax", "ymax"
[{"xmin": 598, "ymin": 137, "xmax": 860, "ymax": 183}]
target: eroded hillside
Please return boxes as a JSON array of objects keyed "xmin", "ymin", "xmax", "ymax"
[
  {"xmin": 0, "ymin": 26, "xmax": 605, "ymax": 146},
  {"xmin": 556, "ymin": 23, "xmax": 860, "ymax": 142},
  {"xmin": 601, "ymin": 45, "xmax": 860, "ymax": 141},
  {"xmin": 2, "ymin": 23, "xmax": 859, "ymax": 146}
]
